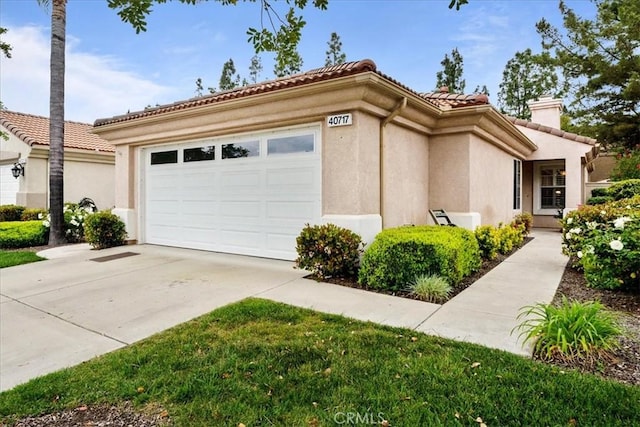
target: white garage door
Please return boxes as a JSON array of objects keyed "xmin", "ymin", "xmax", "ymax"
[
  {"xmin": 0, "ymin": 165, "xmax": 19, "ymax": 205},
  {"xmin": 143, "ymin": 126, "xmax": 322, "ymax": 260}
]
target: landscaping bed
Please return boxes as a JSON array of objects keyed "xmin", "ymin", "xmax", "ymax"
[{"xmin": 550, "ymin": 264, "xmax": 640, "ymax": 386}]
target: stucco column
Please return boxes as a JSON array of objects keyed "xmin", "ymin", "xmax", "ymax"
[{"xmin": 112, "ymin": 145, "xmax": 137, "ymax": 241}]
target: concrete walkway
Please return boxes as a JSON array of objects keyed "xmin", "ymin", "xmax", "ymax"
[{"xmin": 0, "ymin": 230, "xmax": 567, "ymax": 391}]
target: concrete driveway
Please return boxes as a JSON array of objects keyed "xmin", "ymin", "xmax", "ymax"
[
  {"xmin": 1, "ymin": 244, "xmax": 438, "ymax": 392},
  {"xmin": 0, "ymin": 245, "xmax": 307, "ymax": 392}
]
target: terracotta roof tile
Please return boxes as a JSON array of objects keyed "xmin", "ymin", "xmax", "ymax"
[
  {"xmin": 94, "ymin": 59, "xmax": 379, "ymax": 127},
  {"xmin": 0, "ymin": 110, "xmax": 114, "ymax": 153},
  {"xmin": 419, "ymin": 91, "xmax": 490, "ymax": 109},
  {"xmin": 506, "ymin": 116, "xmax": 597, "ymax": 145}
]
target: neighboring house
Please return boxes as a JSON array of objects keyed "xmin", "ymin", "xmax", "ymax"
[
  {"xmin": 93, "ymin": 59, "xmax": 597, "ymax": 260},
  {"xmin": 0, "ymin": 110, "xmax": 115, "ymax": 209}
]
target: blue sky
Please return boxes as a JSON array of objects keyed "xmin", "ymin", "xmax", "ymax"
[{"xmin": 0, "ymin": 0, "xmax": 596, "ymax": 124}]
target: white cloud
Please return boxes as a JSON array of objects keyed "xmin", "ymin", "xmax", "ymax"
[{"xmin": 0, "ymin": 25, "xmax": 175, "ymax": 123}]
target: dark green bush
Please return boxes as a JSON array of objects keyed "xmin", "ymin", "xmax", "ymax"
[
  {"xmin": 475, "ymin": 225, "xmax": 499, "ymax": 260},
  {"xmin": 590, "ymin": 187, "xmax": 610, "ymax": 197},
  {"xmin": 607, "ymin": 179, "xmax": 640, "ymax": 200},
  {"xmin": 20, "ymin": 208, "xmax": 48, "ymax": 221},
  {"xmin": 295, "ymin": 223, "xmax": 363, "ymax": 279},
  {"xmin": 0, "ymin": 205, "xmax": 26, "ymax": 222},
  {"xmin": 586, "ymin": 196, "xmax": 614, "ymax": 205},
  {"xmin": 84, "ymin": 211, "xmax": 127, "ymax": 249},
  {"xmin": 0, "ymin": 221, "xmax": 48, "ymax": 249},
  {"xmin": 358, "ymin": 226, "xmax": 481, "ymax": 291}
]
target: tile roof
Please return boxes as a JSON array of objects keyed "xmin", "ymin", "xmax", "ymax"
[
  {"xmin": 0, "ymin": 110, "xmax": 115, "ymax": 153},
  {"xmin": 419, "ymin": 90, "xmax": 490, "ymax": 109},
  {"xmin": 93, "ymin": 59, "xmax": 490, "ymax": 127},
  {"xmin": 506, "ymin": 116, "xmax": 597, "ymax": 145}
]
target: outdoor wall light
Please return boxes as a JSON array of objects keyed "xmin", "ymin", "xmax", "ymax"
[{"xmin": 11, "ymin": 161, "xmax": 25, "ymax": 178}]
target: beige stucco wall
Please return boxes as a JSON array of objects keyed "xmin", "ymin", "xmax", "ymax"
[
  {"xmin": 382, "ymin": 123, "xmax": 429, "ymax": 227},
  {"xmin": 323, "ymin": 111, "xmax": 380, "ymax": 216},
  {"xmin": 429, "ymin": 134, "xmax": 471, "ymax": 213},
  {"xmin": 469, "ymin": 135, "xmax": 520, "ymax": 226}
]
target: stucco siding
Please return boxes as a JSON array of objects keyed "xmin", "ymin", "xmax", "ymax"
[
  {"xmin": 323, "ymin": 111, "xmax": 380, "ymax": 216},
  {"xmin": 64, "ymin": 159, "xmax": 115, "ymax": 210},
  {"xmin": 429, "ymin": 134, "xmax": 470, "ymax": 212},
  {"xmin": 382, "ymin": 123, "xmax": 429, "ymax": 227},
  {"xmin": 469, "ymin": 136, "xmax": 518, "ymax": 226}
]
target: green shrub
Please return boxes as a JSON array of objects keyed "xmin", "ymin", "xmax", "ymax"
[
  {"xmin": 20, "ymin": 208, "xmax": 48, "ymax": 221},
  {"xmin": 358, "ymin": 225, "xmax": 481, "ymax": 292},
  {"xmin": 409, "ymin": 273, "xmax": 452, "ymax": 303},
  {"xmin": 586, "ymin": 195, "xmax": 614, "ymax": 205},
  {"xmin": 0, "ymin": 221, "xmax": 48, "ymax": 249},
  {"xmin": 63, "ymin": 202, "xmax": 94, "ymax": 243},
  {"xmin": 495, "ymin": 223, "xmax": 525, "ymax": 255},
  {"xmin": 513, "ymin": 212, "xmax": 533, "ymax": 235},
  {"xmin": 590, "ymin": 187, "xmax": 610, "ymax": 197},
  {"xmin": 560, "ymin": 196, "xmax": 640, "ymax": 288},
  {"xmin": 516, "ymin": 298, "xmax": 621, "ymax": 364},
  {"xmin": 475, "ymin": 225, "xmax": 499, "ymax": 260},
  {"xmin": 0, "ymin": 205, "xmax": 26, "ymax": 222},
  {"xmin": 295, "ymin": 223, "xmax": 363, "ymax": 279},
  {"xmin": 610, "ymin": 148, "xmax": 640, "ymax": 181},
  {"xmin": 607, "ymin": 179, "xmax": 640, "ymax": 200},
  {"xmin": 84, "ymin": 211, "xmax": 127, "ymax": 249}
]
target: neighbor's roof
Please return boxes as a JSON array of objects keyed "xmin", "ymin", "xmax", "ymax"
[
  {"xmin": 94, "ymin": 59, "xmax": 491, "ymax": 127},
  {"xmin": 506, "ymin": 116, "xmax": 597, "ymax": 145},
  {"xmin": 0, "ymin": 110, "xmax": 115, "ymax": 153}
]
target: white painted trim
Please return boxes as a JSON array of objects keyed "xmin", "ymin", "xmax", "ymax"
[
  {"xmin": 533, "ymin": 160, "xmax": 566, "ymax": 216},
  {"xmin": 444, "ymin": 212, "xmax": 481, "ymax": 231}
]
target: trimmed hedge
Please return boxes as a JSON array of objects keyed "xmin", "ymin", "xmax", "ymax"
[
  {"xmin": 0, "ymin": 205, "xmax": 26, "ymax": 222},
  {"xmin": 358, "ymin": 225, "xmax": 481, "ymax": 291},
  {"xmin": 0, "ymin": 221, "xmax": 48, "ymax": 249}
]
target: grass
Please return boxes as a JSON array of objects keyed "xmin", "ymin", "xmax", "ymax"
[
  {"xmin": 1, "ymin": 299, "xmax": 638, "ymax": 426},
  {"xmin": 0, "ymin": 250, "xmax": 45, "ymax": 268}
]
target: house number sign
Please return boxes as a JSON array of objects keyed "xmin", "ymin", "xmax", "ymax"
[{"xmin": 327, "ymin": 113, "xmax": 353, "ymax": 127}]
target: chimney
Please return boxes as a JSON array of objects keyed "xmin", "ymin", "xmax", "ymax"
[{"xmin": 528, "ymin": 95, "xmax": 562, "ymax": 129}]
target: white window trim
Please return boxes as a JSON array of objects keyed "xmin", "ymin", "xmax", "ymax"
[
  {"xmin": 513, "ymin": 159, "xmax": 522, "ymax": 211},
  {"xmin": 533, "ymin": 160, "xmax": 566, "ymax": 215}
]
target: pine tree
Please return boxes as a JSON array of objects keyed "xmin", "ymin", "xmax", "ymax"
[
  {"xmin": 325, "ymin": 32, "xmax": 346, "ymax": 66},
  {"xmin": 435, "ymin": 48, "xmax": 466, "ymax": 93},
  {"xmin": 248, "ymin": 55, "xmax": 263, "ymax": 84},
  {"xmin": 219, "ymin": 58, "xmax": 240, "ymax": 91}
]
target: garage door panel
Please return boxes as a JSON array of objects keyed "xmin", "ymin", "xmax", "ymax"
[{"xmin": 144, "ymin": 128, "xmax": 321, "ymax": 260}]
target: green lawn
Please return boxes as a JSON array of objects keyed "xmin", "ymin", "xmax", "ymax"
[
  {"xmin": 0, "ymin": 299, "xmax": 638, "ymax": 426},
  {"xmin": 0, "ymin": 250, "xmax": 45, "ymax": 268}
]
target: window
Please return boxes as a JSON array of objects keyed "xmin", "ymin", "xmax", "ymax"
[
  {"xmin": 539, "ymin": 164, "xmax": 566, "ymax": 210},
  {"xmin": 513, "ymin": 159, "xmax": 521, "ymax": 210},
  {"xmin": 184, "ymin": 146, "xmax": 215, "ymax": 162},
  {"xmin": 267, "ymin": 134, "xmax": 314, "ymax": 155},
  {"xmin": 150, "ymin": 150, "xmax": 178, "ymax": 165},
  {"xmin": 222, "ymin": 141, "xmax": 260, "ymax": 159}
]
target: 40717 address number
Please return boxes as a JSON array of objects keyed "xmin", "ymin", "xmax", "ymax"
[{"xmin": 327, "ymin": 113, "xmax": 353, "ymax": 127}]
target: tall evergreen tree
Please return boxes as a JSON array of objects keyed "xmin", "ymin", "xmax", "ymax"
[
  {"xmin": 498, "ymin": 49, "xmax": 561, "ymax": 120},
  {"xmin": 435, "ymin": 48, "xmax": 466, "ymax": 93},
  {"xmin": 536, "ymin": 0, "xmax": 640, "ymax": 149},
  {"xmin": 248, "ymin": 55, "xmax": 263, "ymax": 84},
  {"xmin": 325, "ymin": 32, "xmax": 346, "ymax": 66},
  {"xmin": 219, "ymin": 58, "xmax": 240, "ymax": 91}
]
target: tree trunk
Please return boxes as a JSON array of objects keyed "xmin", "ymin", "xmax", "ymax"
[{"xmin": 48, "ymin": 0, "xmax": 66, "ymax": 246}]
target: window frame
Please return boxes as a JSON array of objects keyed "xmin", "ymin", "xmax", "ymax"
[
  {"xmin": 513, "ymin": 159, "xmax": 521, "ymax": 210},
  {"xmin": 534, "ymin": 161, "xmax": 566, "ymax": 215}
]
